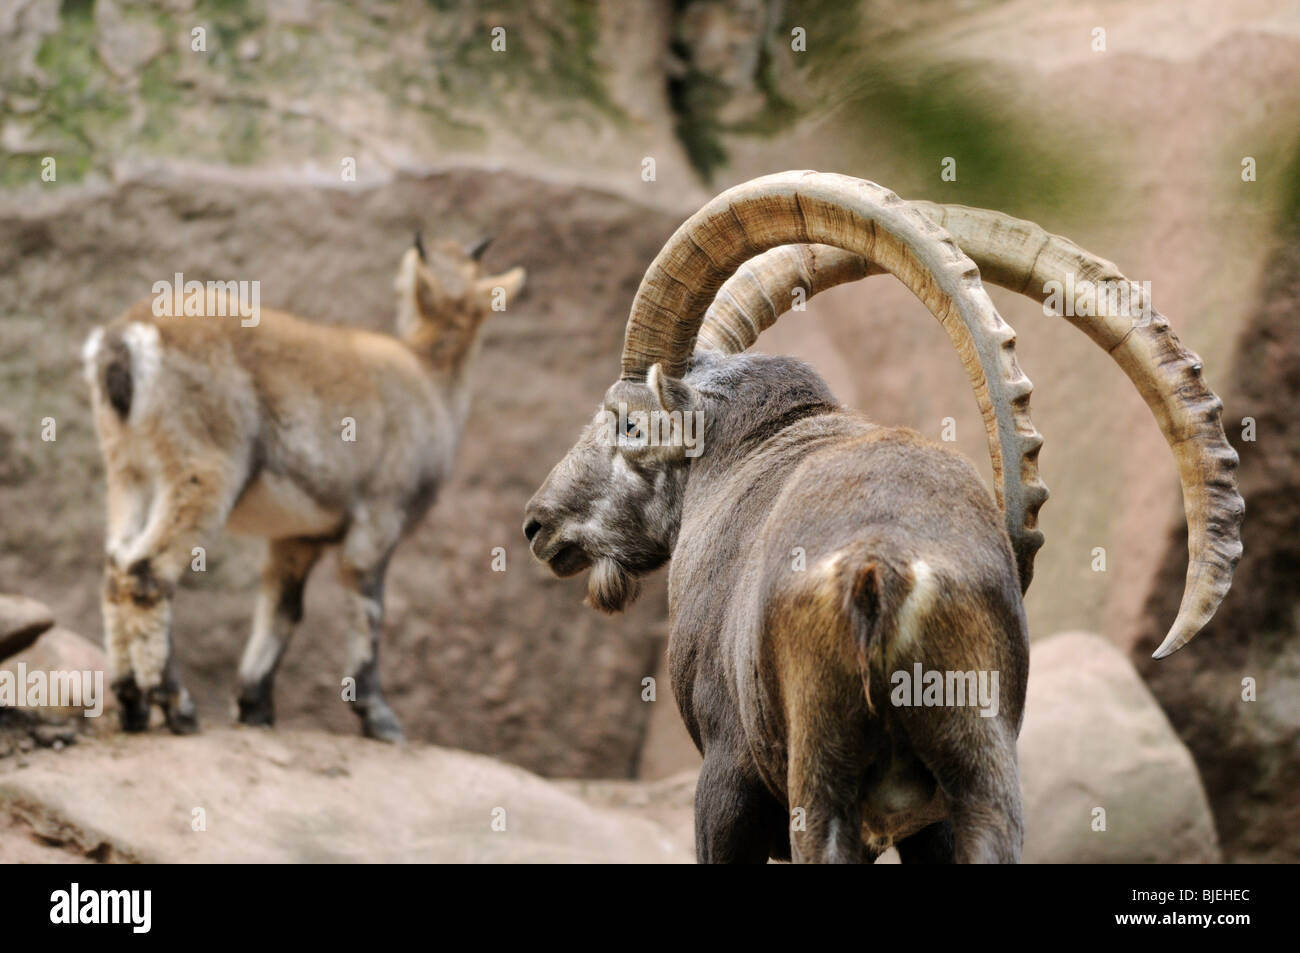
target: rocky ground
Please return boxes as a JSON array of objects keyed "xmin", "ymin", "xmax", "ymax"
[
  {"xmin": 0, "ymin": 728, "xmax": 695, "ymax": 863},
  {"xmin": 0, "ymin": 600, "xmax": 1221, "ymax": 863}
]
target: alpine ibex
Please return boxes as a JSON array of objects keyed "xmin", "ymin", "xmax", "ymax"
[
  {"xmin": 524, "ymin": 171, "xmax": 1242, "ymax": 863},
  {"xmin": 84, "ymin": 235, "xmax": 525, "ymax": 740}
]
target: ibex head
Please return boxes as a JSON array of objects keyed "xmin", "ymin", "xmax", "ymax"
[
  {"xmin": 395, "ymin": 232, "xmax": 526, "ymax": 357},
  {"xmin": 524, "ymin": 364, "xmax": 703, "ymax": 613}
]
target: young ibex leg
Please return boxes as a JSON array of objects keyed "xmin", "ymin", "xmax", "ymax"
[
  {"xmin": 104, "ymin": 553, "xmax": 197, "ymax": 734},
  {"xmin": 694, "ymin": 753, "xmax": 784, "ymax": 864},
  {"xmin": 103, "ymin": 460, "xmax": 238, "ymax": 734},
  {"xmin": 101, "ymin": 467, "xmax": 153, "ymax": 731},
  {"xmin": 237, "ymin": 537, "xmax": 325, "ymax": 727},
  {"xmin": 338, "ymin": 517, "xmax": 404, "ymax": 742}
]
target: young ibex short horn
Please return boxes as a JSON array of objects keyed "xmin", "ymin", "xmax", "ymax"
[
  {"xmin": 83, "ymin": 235, "xmax": 524, "ymax": 740},
  {"xmin": 523, "ymin": 171, "xmax": 1242, "ymax": 863}
]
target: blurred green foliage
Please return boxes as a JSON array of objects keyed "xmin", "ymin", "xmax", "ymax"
[{"xmin": 0, "ymin": 0, "xmax": 624, "ymax": 187}]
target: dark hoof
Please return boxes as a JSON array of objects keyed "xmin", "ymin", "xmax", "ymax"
[
  {"xmin": 166, "ymin": 713, "xmax": 200, "ymax": 735},
  {"xmin": 359, "ymin": 701, "xmax": 404, "ymax": 744},
  {"xmin": 113, "ymin": 677, "xmax": 151, "ymax": 733},
  {"xmin": 164, "ymin": 689, "xmax": 200, "ymax": 735},
  {"xmin": 237, "ymin": 689, "xmax": 275, "ymax": 728},
  {"xmin": 118, "ymin": 704, "xmax": 151, "ymax": 732}
]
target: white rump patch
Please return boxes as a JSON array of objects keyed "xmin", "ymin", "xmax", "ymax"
[
  {"xmin": 121, "ymin": 322, "xmax": 162, "ymax": 417},
  {"xmin": 892, "ymin": 559, "xmax": 938, "ymax": 657},
  {"xmin": 80, "ymin": 327, "xmax": 104, "ymax": 387}
]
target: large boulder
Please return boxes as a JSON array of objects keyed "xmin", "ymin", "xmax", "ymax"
[
  {"xmin": 1, "ymin": 625, "xmax": 110, "ymax": 722},
  {"xmin": 0, "ymin": 729, "xmax": 691, "ymax": 863},
  {"xmin": 1020, "ymin": 632, "xmax": 1220, "ymax": 863},
  {"xmin": 558, "ymin": 770, "xmax": 697, "ymax": 858}
]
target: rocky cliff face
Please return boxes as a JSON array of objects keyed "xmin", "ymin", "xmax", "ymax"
[{"xmin": 1135, "ymin": 208, "xmax": 1300, "ymax": 862}]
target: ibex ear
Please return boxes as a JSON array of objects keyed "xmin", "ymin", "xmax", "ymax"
[
  {"xmin": 647, "ymin": 363, "xmax": 697, "ymax": 414},
  {"xmin": 474, "ymin": 266, "xmax": 526, "ymax": 312},
  {"xmin": 395, "ymin": 246, "xmax": 434, "ymax": 337}
]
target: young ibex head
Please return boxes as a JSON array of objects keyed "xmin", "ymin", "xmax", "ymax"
[{"xmin": 395, "ymin": 233, "xmax": 526, "ymax": 365}]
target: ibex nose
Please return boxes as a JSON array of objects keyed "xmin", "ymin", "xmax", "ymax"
[{"xmin": 523, "ymin": 517, "xmax": 543, "ymax": 542}]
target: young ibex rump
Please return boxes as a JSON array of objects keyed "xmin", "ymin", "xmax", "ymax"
[
  {"xmin": 524, "ymin": 171, "xmax": 1242, "ymax": 863},
  {"xmin": 83, "ymin": 235, "xmax": 524, "ymax": 740}
]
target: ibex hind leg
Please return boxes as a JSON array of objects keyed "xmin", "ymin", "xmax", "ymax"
[
  {"xmin": 101, "ymin": 468, "xmax": 154, "ymax": 731},
  {"xmin": 786, "ymin": 750, "xmax": 872, "ymax": 863},
  {"xmin": 781, "ymin": 652, "xmax": 874, "ymax": 863},
  {"xmin": 102, "ymin": 458, "xmax": 241, "ymax": 734},
  {"xmin": 155, "ymin": 629, "xmax": 199, "ymax": 734},
  {"xmin": 337, "ymin": 516, "xmax": 405, "ymax": 743},
  {"xmin": 906, "ymin": 713, "xmax": 1023, "ymax": 863},
  {"xmin": 237, "ymin": 537, "xmax": 325, "ymax": 727},
  {"xmin": 104, "ymin": 553, "xmax": 199, "ymax": 734},
  {"xmin": 896, "ymin": 819, "xmax": 955, "ymax": 863},
  {"xmin": 784, "ymin": 696, "xmax": 873, "ymax": 862},
  {"xmin": 948, "ymin": 769, "xmax": 1023, "ymax": 864}
]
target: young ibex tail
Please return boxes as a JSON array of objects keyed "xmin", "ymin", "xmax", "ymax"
[{"xmin": 84, "ymin": 235, "xmax": 524, "ymax": 739}]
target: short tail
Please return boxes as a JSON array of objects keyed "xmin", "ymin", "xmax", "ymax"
[
  {"xmin": 83, "ymin": 323, "xmax": 158, "ymax": 421},
  {"xmin": 837, "ymin": 547, "xmax": 930, "ymax": 711}
]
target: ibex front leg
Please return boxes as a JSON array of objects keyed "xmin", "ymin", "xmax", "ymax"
[
  {"xmin": 338, "ymin": 515, "xmax": 404, "ymax": 742},
  {"xmin": 237, "ymin": 537, "xmax": 325, "ymax": 727},
  {"xmin": 694, "ymin": 753, "xmax": 785, "ymax": 863}
]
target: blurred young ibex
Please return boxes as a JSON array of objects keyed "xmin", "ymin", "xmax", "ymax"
[
  {"xmin": 524, "ymin": 171, "xmax": 1242, "ymax": 863},
  {"xmin": 84, "ymin": 235, "xmax": 524, "ymax": 741}
]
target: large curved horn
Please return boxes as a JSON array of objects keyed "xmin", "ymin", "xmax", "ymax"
[
  {"xmin": 698, "ymin": 203, "xmax": 1244, "ymax": 659},
  {"xmin": 696, "ymin": 244, "xmax": 881, "ymax": 354},
  {"xmin": 621, "ymin": 171, "xmax": 1048, "ymax": 591}
]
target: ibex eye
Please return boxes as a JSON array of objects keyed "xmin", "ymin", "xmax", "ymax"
[{"xmin": 624, "ymin": 419, "xmax": 642, "ymax": 439}]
